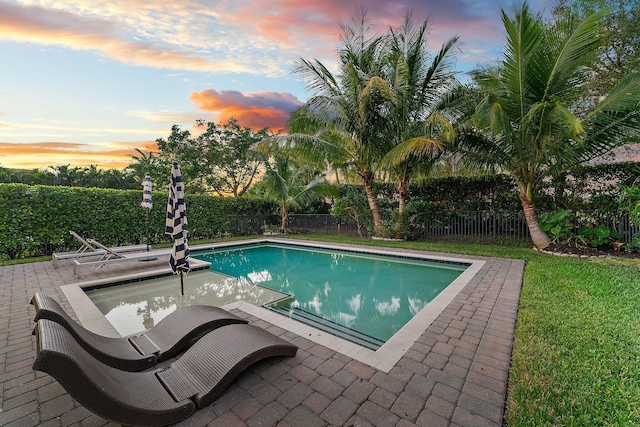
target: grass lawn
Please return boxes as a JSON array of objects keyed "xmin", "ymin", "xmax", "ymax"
[{"xmin": 5, "ymin": 235, "xmax": 640, "ymax": 425}]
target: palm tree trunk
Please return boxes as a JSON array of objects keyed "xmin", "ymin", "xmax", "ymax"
[
  {"xmin": 519, "ymin": 183, "xmax": 551, "ymax": 249},
  {"xmin": 396, "ymin": 179, "xmax": 409, "ymax": 238},
  {"xmin": 362, "ymin": 173, "xmax": 384, "ymax": 236},
  {"xmin": 281, "ymin": 202, "xmax": 288, "ymax": 233}
]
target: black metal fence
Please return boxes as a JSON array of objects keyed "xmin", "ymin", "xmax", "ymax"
[
  {"xmin": 229, "ymin": 214, "xmax": 367, "ymax": 238},
  {"xmin": 409, "ymin": 211, "xmax": 532, "ymax": 245},
  {"xmin": 228, "ymin": 211, "xmax": 640, "ymax": 247}
]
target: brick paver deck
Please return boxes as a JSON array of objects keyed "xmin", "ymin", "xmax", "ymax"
[{"xmin": 0, "ymin": 241, "xmax": 524, "ymax": 427}]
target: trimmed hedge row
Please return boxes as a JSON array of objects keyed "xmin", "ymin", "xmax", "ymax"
[{"xmin": 0, "ymin": 184, "xmax": 277, "ymax": 259}]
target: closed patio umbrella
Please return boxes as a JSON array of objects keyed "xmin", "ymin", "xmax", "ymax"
[
  {"xmin": 141, "ymin": 173, "xmax": 153, "ymax": 252},
  {"xmin": 166, "ymin": 162, "xmax": 190, "ymax": 295}
]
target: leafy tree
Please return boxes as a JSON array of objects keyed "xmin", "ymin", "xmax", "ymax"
[
  {"xmin": 154, "ymin": 119, "xmax": 268, "ymax": 196},
  {"xmin": 154, "ymin": 125, "xmax": 207, "ymax": 193},
  {"xmin": 196, "ymin": 118, "xmax": 267, "ymax": 197},
  {"xmin": 281, "ymin": 12, "xmax": 390, "ymax": 236},
  {"xmin": 553, "ymin": 0, "xmax": 640, "ymax": 104},
  {"xmin": 459, "ymin": 2, "xmax": 640, "ymax": 249}
]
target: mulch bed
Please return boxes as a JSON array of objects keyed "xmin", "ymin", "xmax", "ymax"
[{"xmin": 543, "ymin": 242, "xmax": 640, "ymax": 259}]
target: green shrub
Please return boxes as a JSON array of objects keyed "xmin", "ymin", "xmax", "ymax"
[
  {"xmin": 0, "ymin": 184, "xmax": 277, "ymax": 259},
  {"xmin": 577, "ymin": 225, "xmax": 622, "ymax": 248},
  {"xmin": 538, "ymin": 209, "xmax": 574, "ymax": 244}
]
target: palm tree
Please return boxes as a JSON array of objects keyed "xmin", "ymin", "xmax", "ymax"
[
  {"xmin": 378, "ymin": 16, "xmax": 461, "ymax": 235},
  {"xmin": 260, "ymin": 153, "xmax": 339, "ymax": 233},
  {"xmin": 458, "ymin": 2, "xmax": 640, "ymax": 249},
  {"xmin": 283, "ymin": 12, "xmax": 390, "ymax": 236}
]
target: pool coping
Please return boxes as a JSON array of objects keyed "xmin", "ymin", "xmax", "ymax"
[{"xmin": 62, "ymin": 238, "xmax": 485, "ymax": 372}]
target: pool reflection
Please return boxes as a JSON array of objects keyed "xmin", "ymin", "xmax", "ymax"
[{"xmin": 197, "ymin": 244, "xmax": 465, "ymax": 341}]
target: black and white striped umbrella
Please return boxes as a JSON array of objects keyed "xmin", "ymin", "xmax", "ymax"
[
  {"xmin": 166, "ymin": 162, "xmax": 189, "ymax": 294},
  {"xmin": 140, "ymin": 173, "xmax": 153, "ymax": 210},
  {"xmin": 141, "ymin": 173, "xmax": 153, "ymax": 252}
]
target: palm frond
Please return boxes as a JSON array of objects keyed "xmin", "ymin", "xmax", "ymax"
[
  {"xmin": 582, "ymin": 72, "xmax": 640, "ymax": 154},
  {"xmin": 381, "ymin": 136, "xmax": 444, "ymax": 167},
  {"xmin": 293, "ymin": 58, "xmax": 340, "ymax": 99},
  {"xmin": 544, "ymin": 8, "xmax": 609, "ymax": 99}
]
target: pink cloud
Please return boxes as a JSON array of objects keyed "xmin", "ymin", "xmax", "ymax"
[
  {"xmin": 190, "ymin": 90, "xmax": 303, "ymax": 132},
  {"xmin": 231, "ymin": 0, "xmax": 511, "ymax": 69},
  {"xmin": 0, "ymin": 2, "xmax": 226, "ymax": 73}
]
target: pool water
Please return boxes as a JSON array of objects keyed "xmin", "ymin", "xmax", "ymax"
[{"xmin": 193, "ymin": 243, "xmax": 467, "ymax": 347}]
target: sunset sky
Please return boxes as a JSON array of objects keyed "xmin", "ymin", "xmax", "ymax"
[{"xmin": 0, "ymin": 0, "xmax": 555, "ymax": 170}]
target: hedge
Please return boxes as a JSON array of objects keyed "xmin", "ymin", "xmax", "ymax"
[{"xmin": 0, "ymin": 184, "xmax": 277, "ymax": 259}]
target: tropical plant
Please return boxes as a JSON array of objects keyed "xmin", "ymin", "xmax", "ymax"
[
  {"xmin": 577, "ymin": 224, "xmax": 622, "ymax": 247},
  {"xmin": 538, "ymin": 209, "xmax": 575, "ymax": 244},
  {"xmin": 126, "ymin": 148, "xmax": 169, "ymax": 188},
  {"xmin": 258, "ymin": 153, "xmax": 340, "ymax": 233},
  {"xmin": 620, "ymin": 183, "xmax": 640, "ymax": 225},
  {"xmin": 377, "ymin": 15, "xmax": 461, "ymax": 236},
  {"xmin": 458, "ymin": 2, "xmax": 640, "ymax": 249},
  {"xmin": 279, "ymin": 12, "xmax": 389, "ymax": 236}
]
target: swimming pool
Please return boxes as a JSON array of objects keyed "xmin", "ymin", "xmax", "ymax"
[
  {"xmin": 193, "ymin": 243, "xmax": 467, "ymax": 348},
  {"xmin": 72, "ymin": 239, "xmax": 485, "ymax": 371}
]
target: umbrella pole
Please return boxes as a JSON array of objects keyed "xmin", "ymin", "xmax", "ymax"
[
  {"xmin": 180, "ymin": 272, "xmax": 184, "ymax": 296},
  {"xmin": 145, "ymin": 210, "xmax": 150, "ymax": 252}
]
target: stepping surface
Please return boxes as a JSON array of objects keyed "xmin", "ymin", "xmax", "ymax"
[{"xmin": 0, "ymin": 241, "xmax": 524, "ymax": 427}]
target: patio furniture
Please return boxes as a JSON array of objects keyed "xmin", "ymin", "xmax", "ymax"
[
  {"xmin": 32, "ymin": 319, "xmax": 297, "ymax": 427},
  {"xmin": 52, "ymin": 231, "xmax": 147, "ymax": 267},
  {"xmin": 72, "ymin": 240, "xmax": 173, "ymax": 278},
  {"xmin": 31, "ymin": 293, "xmax": 248, "ymax": 371}
]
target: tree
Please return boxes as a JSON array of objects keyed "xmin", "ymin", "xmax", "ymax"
[
  {"xmin": 282, "ymin": 12, "xmax": 390, "ymax": 236},
  {"xmin": 553, "ymin": 0, "xmax": 640, "ymax": 103},
  {"xmin": 196, "ymin": 118, "xmax": 267, "ymax": 197},
  {"xmin": 154, "ymin": 125, "xmax": 208, "ymax": 193},
  {"xmin": 258, "ymin": 151, "xmax": 339, "ymax": 233},
  {"xmin": 378, "ymin": 16, "xmax": 461, "ymax": 235},
  {"xmin": 126, "ymin": 148, "xmax": 169, "ymax": 189},
  {"xmin": 154, "ymin": 119, "xmax": 268, "ymax": 196},
  {"xmin": 460, "ymin": 2, "xmax": 640, "ymax": 249}
]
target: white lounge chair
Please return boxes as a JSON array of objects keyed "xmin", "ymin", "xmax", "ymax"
[
  {"xmin": 72, "ymin": 240, "xmax": 172, "ymax": 278},
  {"xmin": 52, "ymin": 231, "xmax": 147, "ymax": 267}
]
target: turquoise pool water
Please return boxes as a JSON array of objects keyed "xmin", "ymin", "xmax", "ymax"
[{"xmin": 193, "ymin": 243, "xmax": 467, "ymax": 347}]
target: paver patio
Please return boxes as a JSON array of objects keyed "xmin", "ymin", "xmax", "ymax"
[{"xmin": 0, "ymin": 240, "xmax": 524, "ymax": 427}]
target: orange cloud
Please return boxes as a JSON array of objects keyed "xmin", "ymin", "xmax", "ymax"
[
  {"xmin": 190, "ymin": 90, "xmax": 303, "ymax": 132},
  {"xmin": 0, "ymin": 141, "xmax": 157, "ymax": 170}
]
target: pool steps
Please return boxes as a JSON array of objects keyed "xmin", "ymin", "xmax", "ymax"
[{"xmin": 265, "ymin": 303, "xmax": 384, "ymax": 350}]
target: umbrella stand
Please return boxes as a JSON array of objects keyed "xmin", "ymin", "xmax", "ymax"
[
  {"xmin": 145, "ymin": 209, "xmax": 150, "ymax": 252},
  {"xmin": 138, "ymin": 209, "xmax": 157, "ymax": 261}
]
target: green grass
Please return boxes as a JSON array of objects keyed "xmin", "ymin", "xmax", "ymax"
[{"xmin": 4, "ymin": 235, "xmax": 640, "ymax": 425}]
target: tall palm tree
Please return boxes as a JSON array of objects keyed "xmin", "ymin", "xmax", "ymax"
[
  {"xmin": 378, "ymin": 16, "xmax": 461, "ymax": 234},
  {"xmin": 459, "ymin": 2, "xmax": 640, "ymax": 249},
  {"xmin": 282, "ymin": 12, "xmax": 390, "ymax": 236}
]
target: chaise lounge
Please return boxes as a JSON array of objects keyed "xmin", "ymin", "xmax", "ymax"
[
  {"xmin": 72, "ymin": 239, "xmax": 173, "ymax": 278},
  {"xmin": 52, "ymin": 231, "xmax": 147, "ymax": 267},
  {"xmin": 31, "ymin": 293, "xmax": 248, "ymax": 371},
  {"xmin": 33, "ymin": 319, "xmax": 298, "ymax": 427}
]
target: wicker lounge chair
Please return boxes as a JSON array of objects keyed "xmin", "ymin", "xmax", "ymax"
[
  {"xmin": 33, "ymin": 319, "xmax": 297, "ymax": 427},
  {"xmin": 31, "ymin": 293, "xmax": 248, "ymax": 371}
]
